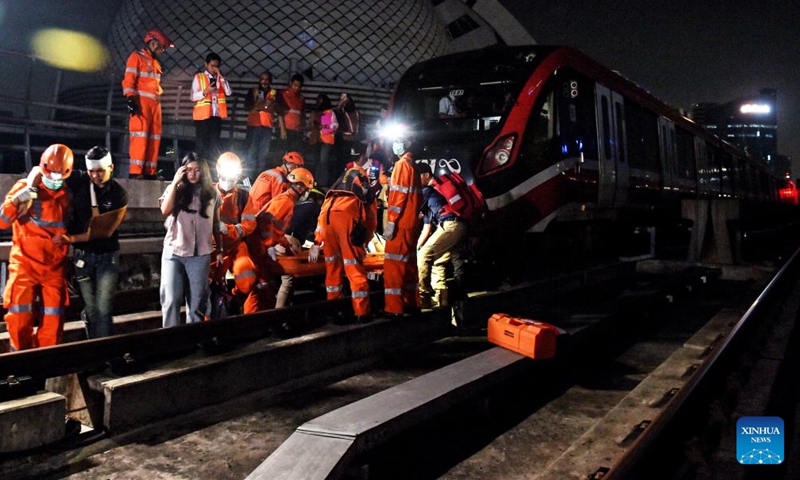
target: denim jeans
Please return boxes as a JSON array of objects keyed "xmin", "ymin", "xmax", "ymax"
[
  {"xmin": 160, "ymin": 249, "xmax": 211, "ymax": 327},
  {"xmin": 74, "ymin": 249, "xmax": 120, "ymax": 339},
  {"xmin": 246, "ymin": 126, "xmax": 273, "ymax": 175}
]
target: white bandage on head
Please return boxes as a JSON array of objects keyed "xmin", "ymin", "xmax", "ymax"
[{"xmin": 85, "ymin": 151, "xmax": 112, "ymax": 171}]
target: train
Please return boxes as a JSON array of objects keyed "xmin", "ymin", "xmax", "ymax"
[{"xmin": 384, "ymin": 45, "xmax": 796, "ymax": 267}]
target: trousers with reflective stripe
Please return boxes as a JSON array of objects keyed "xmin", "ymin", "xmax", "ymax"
[
  {"xmin": 321, "ymin": 206, "xmax": 371, "ymax": 316},
  {"xmin": 383, "ymin": 223, "xmax": 420, "ymax": 315},
  {"xmin": 210, "ymin": 240, "xmax": 257, "ymax": 296},
  {"xmin": 128, "ymin": 96, "xmax": 162, "ymax": 175},
  {"xmin": 3, "ymin": 261, "xmax": 68, "ymax": 351}
]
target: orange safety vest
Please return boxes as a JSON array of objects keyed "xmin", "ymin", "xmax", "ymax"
[
  {"xmin": 282, "ymin": 89, "xmax": 304, "ymax": 131},
  {"xmin": 193, "ymin": 73, "xmax": 228, "ymax": 120},
  {"xmin": 246, "ymin": 87, "xmax": 278, "ymax": 128},
  {"xmin": 320, "ymin": 109, "xmax": 337, "ymax": 145}
]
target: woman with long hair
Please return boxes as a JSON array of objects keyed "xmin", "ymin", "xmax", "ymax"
[{"xmin": 159, "ymin": 152, "xmax": 223, "ymax": 326}]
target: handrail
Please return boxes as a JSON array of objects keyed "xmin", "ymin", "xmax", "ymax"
[{"xmin": 605, "ymin": 245, "xmax": 800, "ymax": 478}]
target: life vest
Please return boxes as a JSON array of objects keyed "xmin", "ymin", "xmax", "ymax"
[
  {"xmin": 431, "ymin": 172, "xmax": 487, "ymax": 222},
  {"xmin": 193, "ymin": 72, "xmax": 228, "ymax": 120},
  {"xmin": 246, "ymin": 87, "xmax": 278, "ymax": 128}
]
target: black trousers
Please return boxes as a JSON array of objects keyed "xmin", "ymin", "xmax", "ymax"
[{"xmin": 194, "ymin": 116, "xmax": 223, "ymax": 162}]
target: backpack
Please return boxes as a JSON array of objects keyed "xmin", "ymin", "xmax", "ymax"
[{"xmin": 431, "ymin": 172, "xmax": 487, "ymax": 222}]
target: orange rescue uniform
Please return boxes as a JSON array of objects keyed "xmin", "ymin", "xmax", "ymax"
[
  {"xmin": 248, "ymin": 165, "xmax": 289, "ymax": 211},
  {"xmin": 315, "ymin": 192, "xmax": 375, "ymax": 316},
  {"xmin": 122, "ymin": 49, "xmax": 163, "ymax": 176},
  {"xmin": 243, "ymin": 190, "xmax": 296, "ymax": 313},
  {"xmin": 210, "ymin": 185, "xmax": 258, "ymax": 296},
  {"xmin": 0, "ymin": 181, "xmax": 70, "ymax": 350},
  {"xmin": 383, "ymin": 153, "xmax": 422, "ymax": 315}
]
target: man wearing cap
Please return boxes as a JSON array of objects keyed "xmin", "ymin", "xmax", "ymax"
[
  {"xmin": 122, "ymin": 29, "xmax": 174, "ymax": 179},
  {"xmin": 60, "ymin": 147, "xmax": 129, "ymax": 338}
]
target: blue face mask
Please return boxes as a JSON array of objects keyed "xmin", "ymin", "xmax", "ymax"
[{"xmin": 42, "ymin": 176, "xmax": 64, "ymax": 190}]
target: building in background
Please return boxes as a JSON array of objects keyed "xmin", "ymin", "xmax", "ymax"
[{"xmin": 691, "ymin": 88, "xmax": 781, "ymax": 176}]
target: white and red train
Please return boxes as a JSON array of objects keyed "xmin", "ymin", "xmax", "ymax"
[{"xmin": 387, "ymin": 45, "xmax": 794, "ymax": 255}]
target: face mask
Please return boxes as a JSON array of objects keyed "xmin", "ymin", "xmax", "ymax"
[
  {"xmin": 299, "ymin": 191, "xmax": 310, "ymax": 202},
  {"xmin": 218, "ymin": 178, "xmax": 236, "ymax": 192},
  {"xmin": 42, "ymin": 177, "xmax": 64, "ymax": 190},
  {"xmin": 392, "ymin": 142, "xmax": 405, "ymax": 156}
]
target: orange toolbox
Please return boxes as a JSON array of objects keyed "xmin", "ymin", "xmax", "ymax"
[
  {"xmin": 487, "ymin": 313, "xmax": 562, "ymax": 359},
  {"xmin": 275, "ymin": 252, "xmax": 384, "ymax": 278}
]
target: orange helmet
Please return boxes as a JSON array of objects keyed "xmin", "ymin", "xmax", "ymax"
[
  {"xmin": 143, "ymin": 29, "xmax": 174, "ymax": 48},
  {"xmin": 282, "ymin": 151, "xmax": 305, "ymax": 166},
  {"xmin": 40, "ymin": 144, "xmax": 74, "ymax": 179},
  {"xmin": 287, "ymin": 167, "xmax": 314, "ymax": 189},
  {"xmin": 216, "ymin": 151, "xmax": 242, "ymax": 179}
]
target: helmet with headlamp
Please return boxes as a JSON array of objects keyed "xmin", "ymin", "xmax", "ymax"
[{"xmin": 216, "ymin": 152, "xmax": 242, "ymax": 192}]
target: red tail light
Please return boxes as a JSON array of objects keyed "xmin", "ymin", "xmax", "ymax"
[{"xmin": 478, "ymin": 134, "xmax": 516, "ymax": 176}]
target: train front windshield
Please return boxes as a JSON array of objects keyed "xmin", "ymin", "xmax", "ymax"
[{"xmin": 392, "ymin": 54, "xmax": 542, "ymax": 135}]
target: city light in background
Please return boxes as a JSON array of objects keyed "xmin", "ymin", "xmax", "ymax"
[
  {"xmin": 30, "ymin": 28, "xmax": 109, "ymax": 72},
  {"xmin": 740, "ymin": 104, "xmax": 772, "ymax": 114}
]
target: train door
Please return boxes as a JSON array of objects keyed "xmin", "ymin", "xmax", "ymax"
[
  {"xmin": 594, "ymin": 84, "xmax": 628, "ymax": 207},
  {"xmin": 658, "ymin": 117, "xmax": 677, "ymax": 193}
]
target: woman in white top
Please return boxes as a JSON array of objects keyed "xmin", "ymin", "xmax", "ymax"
[{"xmin": 159, "ymin": 152, "xmax": 222, "ymax": 326}]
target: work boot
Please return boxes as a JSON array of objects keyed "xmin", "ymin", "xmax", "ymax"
[
  {"xmin": 355, "ymin": 314, "xmax": 374, "ymax": 324},
  {"xmin": 420, "ymin": 294, "xmax": 435, "ymax": 310},
  {"xmin": 435, "ymin": 289, "xmax": 449, "ymax": 308}
]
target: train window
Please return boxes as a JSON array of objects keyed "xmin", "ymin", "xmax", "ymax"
[
  {"xmin": 615, "ymin": 103, "xmax": 626, "ymax": 163},
  {"xmin": 521, "ymin": 77, "xmax": 557, "ymax": 174},
  {"xmin": 601, "ymin": 96, "xmax": 611, "ymax": 159},
  {"xmin": 675, "ymin": 127, "xmax": 696, "ymax": 180},
  {"xmin": 624, "ymin": 100, "xmax": 659, "ymax": 171},
  {"xmin": 554, "ymin": 69, "xmax": 597, "ymax": 160}
]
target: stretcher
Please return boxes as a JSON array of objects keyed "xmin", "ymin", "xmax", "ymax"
[
  {"xmin": 487, "ymin": 313, "xmax": 561, "ymax": 359},
  {"xmin": 275, "ymin": 252, "xmax": 384, "ymax": 278}
]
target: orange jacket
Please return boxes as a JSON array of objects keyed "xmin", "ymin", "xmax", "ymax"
[
  {"xmin": 386, "ymin": 154, "xmax": 422, "ymax": 229},
  {"xmin": 315, "ymin": 192, "xmax": 370, "ymax": 246},
  {"xmin": 0, "ymin": 181, "xmax": 70, "ymax": 269},
  {"xmin": 215, "ymin": 185, "xmax": 257, "ymax": 252},
  {"xmin": 249, "ymin": 166, "xmax": 289, "ymax": 212},
  {"xmin": 121, "ymin": 49, "xmax": 163, "ymax": 100},
  {"xmin": 193, "ymin": 73, "xmax": 228, "ymax": 120},
  {"xmin": 246, "ymin": 87, "xmax": 278, "ymax": 128},
  {"xmin": 281, "ymin": 89, "xmax": 305, "ymax": 131},
  {"xmin": 246, "ymin": 190, "xmax": 295, "ymax": 249}
]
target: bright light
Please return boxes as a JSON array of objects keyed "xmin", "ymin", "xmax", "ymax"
[
  {"xmin": 379, "ymin": 122, "xmax": 410, "ymax": 141},
  {"xmin": 740, "ymin": 104, "xmax": 771, "ymax": 114},
  {"xmin": 31, "ymin": 29, "xmax": 109, "ymax": 72}
]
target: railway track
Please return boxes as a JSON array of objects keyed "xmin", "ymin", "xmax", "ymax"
[{"xmin": 0, "ymin": 257, "xmax": 797, "ymax": 479}]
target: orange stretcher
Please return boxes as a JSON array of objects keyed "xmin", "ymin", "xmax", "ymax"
[
  {"xmin": 487, "ymin": 313, "xmax": 561, "ymax": 359},
  {"xmin": 275, "ymin": 252, "xmax": 384, "ymax": 278}
]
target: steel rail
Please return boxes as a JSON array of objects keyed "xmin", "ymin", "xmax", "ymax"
[
  {"xmin": 604, "ymin": 245, "xmax": 800, "ymax": 479},
  {"xmin": 0, "ymin": 293, "xmax": 376, "ymax": 380}
]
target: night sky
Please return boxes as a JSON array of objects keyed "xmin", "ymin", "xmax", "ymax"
[{"xmin": 1, "ymin": 0, "xmax": 797, "ymax": 172}]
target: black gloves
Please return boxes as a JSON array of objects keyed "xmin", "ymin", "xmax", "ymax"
[{"xmin": 127, "ymin": 96, "xmax": 140, "ymax": 116}]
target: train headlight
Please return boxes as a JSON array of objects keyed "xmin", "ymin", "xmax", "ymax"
[{"xmin": 478, "ymin": 134, "xmax": 516, "ymax": 175}]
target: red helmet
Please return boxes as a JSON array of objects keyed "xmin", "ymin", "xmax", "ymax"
[
  {"xmin": 282, "ymin": 151, "xmax": 305, "ymax": 166},
  {"xmin": 143, "ymin": 29, "xmax": 174, "ymax": 48},
  {"xmin": 287, "ymin": 167, "xmax": 315, "ymax": 189},
  {"xmin": 40, "ymin": 144, "xmax": 74, "ymax": 179}
]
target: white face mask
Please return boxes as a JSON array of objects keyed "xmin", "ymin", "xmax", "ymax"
[
  {"xmin": 299, "ymin": 191, "xmax": 310, "ymax": 202},
  {"xmin": 42, "ymin": 176, "xmax": 64, "ymax": 190},
  {"xmin": 218, "ymin": 178, "xmax": 236, "ymax": 192},
  {"xmin": 392, "ymin": 142, "xmax": 405, "ymax": 156}
]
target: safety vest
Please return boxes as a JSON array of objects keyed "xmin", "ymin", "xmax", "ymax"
[
  {"xmin": 246, "ymin": 87, "xmax": 278, "ymax": 128},
  {"xmin": 193, "ymin": 73, "xmax": 228, "ymax": 120},
  {"xmin": 282, "ymin": 89, "xmax": 304, "ymax": 131},
  {"xmin": 320, "ymin": 109, "xmax": 336, "ymax": 144}
]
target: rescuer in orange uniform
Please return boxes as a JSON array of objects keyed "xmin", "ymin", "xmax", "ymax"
[
  {"xmin": 309, "ymin": 167, "xmax": 376, "ymax": 323},
  {"xmin": 122, "ymin": 29, "xmax": 174, "ymax": 179},
  {"xmin": 248, "ymin": 151, "xmax": 305, "ymax": 211},
  {"xmin": 382, "ymin": 141, "xmax": 422, "ymax": 320},
  {"xmin": 0, "ymin": 144, "xmax": 74, "ymax": 350},
  {"xmin": 244, "ymin": 167, "xmax": 315, "ymax": 313},
  {"xmin": 210, "ymin": 152, "xmax": 258, "ymax": 305}
]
